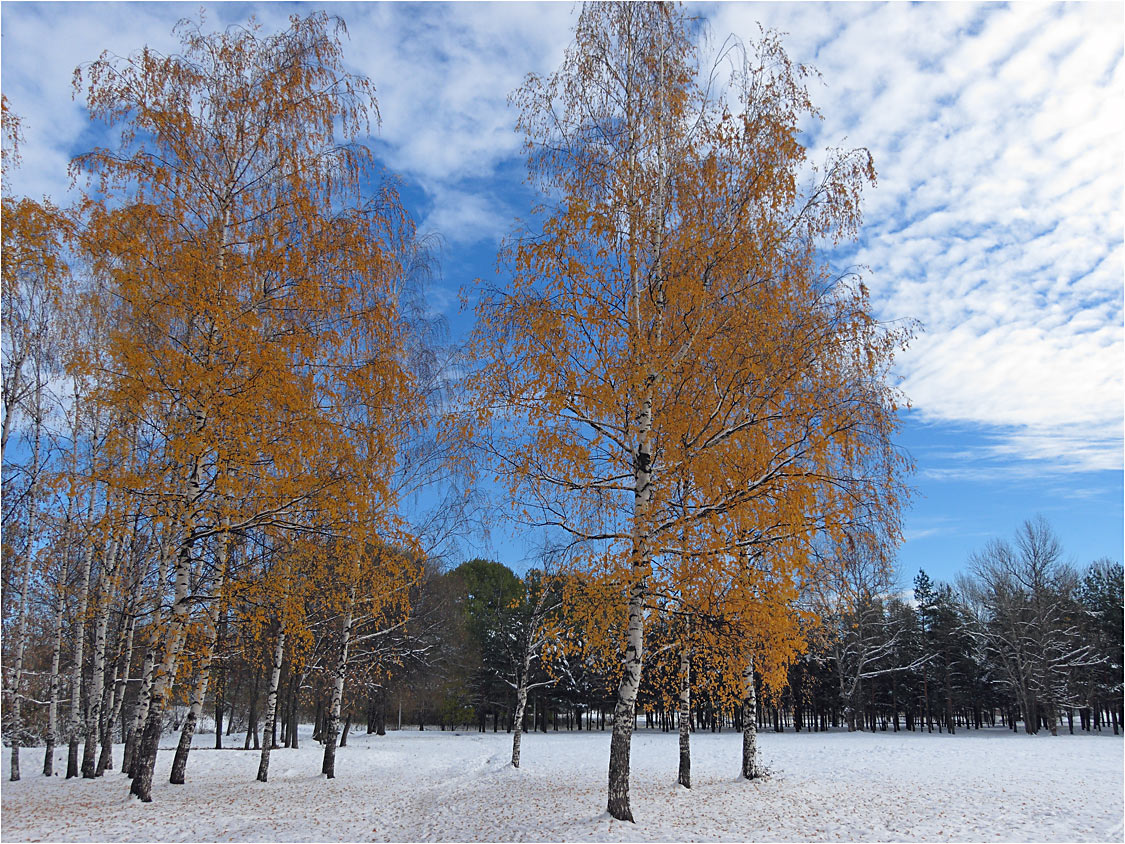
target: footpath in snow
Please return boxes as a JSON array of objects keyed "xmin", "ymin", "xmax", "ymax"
[{"xmin": 2, "ymin": 726, "xmax": 1122, "ymax": 842}]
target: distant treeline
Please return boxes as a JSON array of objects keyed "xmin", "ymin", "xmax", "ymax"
[{"xmin": 389, "ymin": 519, "xmax": 1123, "ymax": 740}]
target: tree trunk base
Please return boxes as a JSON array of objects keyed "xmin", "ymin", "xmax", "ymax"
[
  {"xmin": 607, "ymin": 716, "xmax": 635, "ymax": 822},
  {"xmin": 122, "ymin": 731, "xmax": 137, "ymax": 776},
  {"xmin": 66, "ymin": 740, "xmax": 79, "ymax": 779},
  {"xmin": 96, "ymin": 736, "xmax": 113, "ymax": 776},
  {"xmin": 81, "ymin": 729, "xmax": 99, "ymax": 778},
  {"xmin": 129, "ymin": 710, "xmax": 162, "ymax": 802},
  {"xmin": 169, "ymin": 712, "xmax": 197, "ymax": 784}
]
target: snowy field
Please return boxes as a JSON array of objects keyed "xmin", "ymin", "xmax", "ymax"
[{"xmin": 2, "ymin": 725, "xmax": 1122, "ymax": 842}]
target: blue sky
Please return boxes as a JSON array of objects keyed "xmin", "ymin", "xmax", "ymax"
[{"xmin": 2, "ymin": 1, "xmax": 1121, "ymax": 588}]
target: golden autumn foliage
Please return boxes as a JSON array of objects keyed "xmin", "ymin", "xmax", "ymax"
[
  {"xmin": 72, "ymin": 17, "xmax": 422, "ymax": 537},
  {"xmin": 72, "ymin": 13, "xmax": 421, "ymax": 542}
]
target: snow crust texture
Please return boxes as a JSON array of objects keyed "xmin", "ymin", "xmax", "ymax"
[{"xmin": 2, "ymin": 727, "xmax": 1122, "ymax": 842}]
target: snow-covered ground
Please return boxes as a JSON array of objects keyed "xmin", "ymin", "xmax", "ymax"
[{"xmin": 2, "ymin": 725, "xmax": 1122, "ymax": 842}]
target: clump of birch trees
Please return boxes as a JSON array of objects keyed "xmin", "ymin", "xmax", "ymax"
[{"xmin": 1, "ymin": 13, "xmax": 449, "ymax": 801}]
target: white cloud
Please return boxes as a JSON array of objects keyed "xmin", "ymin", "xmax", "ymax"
[
  {"xmin": 2, "ymin": 4, "xmax": 173, "ymax": 199},
  {"xmin": 340, "ymin": 2, "xmax": 575, "ymax": 241},
  {"xmin": 903, "ymin": 526, "xmax": 944, "ymax": 542},
  {"xmin": 418, "ymin": 183, "xmax": 513, "ymax": 247},
  {"xmin": 708, "ymin": 2, "xmax": 1124, "ymax": 473}
]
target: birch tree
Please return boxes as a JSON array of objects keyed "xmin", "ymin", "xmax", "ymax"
[
  {"xmin": 473, "ymin": 2, "xmax": 906, "ymax": 820},
  {"xmin": 503, "ymin": 570, "xmax": 563, "ymax": 768},
  {"xmin": 473, "ymin": 5, "xmax": 699, "ymax": 819},
  {"xmin": 168, "ymin": 523, "xmax": 232, "ymax": 784},
  {"xmin": 244, "ymin": 536, "xmax": 308, "ymax": 783}
]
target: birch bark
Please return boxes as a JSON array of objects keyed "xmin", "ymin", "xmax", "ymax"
[
  {"xmin": 606, "ymin": 570, "xmax": 646, "ymax": 821},
  {"xmin": 7, "ymin": 385, "xmax": 42, "ymax": 782},
  {"xmin": 83, "ymin": 536, "xmax": 120, "ymax": 777},
  {"xmin": 123, "ymin": 645, "xmax": 154, "ymax": 776},
  {"xmin": 168, "ymin": 668, "xmax": 211, "ymax": 785},
  {"xmin": 98, "ymin": 609, "xmax": 135, "ymax": 775},
  {"xmin": 510, "ymin": 664, "xmax": 530, "ymax": 768},
  {"xmin": 256, "ymin": 629, "xmax": 286, "ymax": 782},
  {"xmin": 741, "ymin": 655, "xmax": 762, "ymax": 780},
  {"xmin": 606, "ymin": 385, "xmax": 654, "ymax": 821},
  {"xmin": 130, "ymin": 459, "xmax": 200, "ymax": 802},
  {"xmin": 66, "ymin": 538, "xmax": 95, "ymax": 779},
  {"xmin": 322, "ymin": 583, "xmax": 355, "ymax": 779},
  {"xmin": 43, "ymin": 590, "xmax": 65, "ymax": 776},
  {"xmin": 123, "ymin": 536, "xmax": 171, "ymax": 776}
]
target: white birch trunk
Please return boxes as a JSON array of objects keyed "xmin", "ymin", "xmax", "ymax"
[
  {"xmin": 83, "ymin": 537, "xmax": 120, "ymax": 777},
  {"xmin": 322, "ymin": 584, "xmax": 355, "ymax": 779},
  {"xmin": 256, "ymin": 630, "xmax": 286, "ymax": 782},
  {"xmin": 42, "ymin": 589, "xmax": 66, "ymax": 777},
  {"xmin": 124, "ymin": 536, "xmax": 172, "ymax": 776},
  {"xmin": 168, "ymin": 668, "xmax": 211, "ymax": 785},
  {"xmin": 607, "ymin": 569, "xmax": 647, "ymax": 822},
  {"xmin": 66, "ymin": 538, "xmax": 95, "ymax": 779},
  {"xmin": 123, "ymin": 644, "xmax": 154, "ymax": 776},
  {"xmin": 6, "ymin": 390, "xmax": 42, "ymax": 782},
  {"xmin": 0, "ymin": 369, "xmax": 18, "ymax": 461},
  {"xmin": 741, "ymin": 656, "xmax": 761, "ymax": 780},
  {"xmin": 98, "ymin": 609, "xmax": 135, "ymax": 775},
  {"xmin": 130, "ymin": 481, "xmax": 198, "ymax": 802},
  {"xmin": 607, "ymin": 382, "xmax": 654, "ymax": 822},
  {"xmin": 510, "ymin": 646, "xmax": 534, "ymax": 768},
  {"xmin": 6, "ymin": 510, "xmax": 35, "ymax": 782},
  {"xmin": 170, "ymin": 530, "xmax": 229, "ymax": 785}
]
